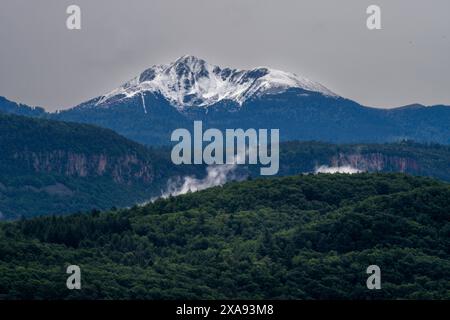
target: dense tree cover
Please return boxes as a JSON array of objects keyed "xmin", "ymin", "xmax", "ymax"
[
  {"xmin": 8, "ymin": 86, "xmax": 449, "ymax": 146},
  {"xmin": 0, "ymin": 113, "xmax": 202, "ymax": 219},
  {"xmin": 2, "ymin": 112, "xmax": 450, "ymax": 220},
  {"xmin": 0, "ymin": 173, "xmax": 448, "ymax": 299},
  {"xmin": 247, "ymin": 140, "xmax": 450, "ymax": 181}
]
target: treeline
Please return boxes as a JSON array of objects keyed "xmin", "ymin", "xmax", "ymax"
[{"xmin": 0, "ymin": 173, "xmax": 449, "ymax": 299}]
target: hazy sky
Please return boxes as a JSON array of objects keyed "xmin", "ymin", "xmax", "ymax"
[{"xmin": 1, "ymin": 0, "xmax": 449, "ymax": 111}]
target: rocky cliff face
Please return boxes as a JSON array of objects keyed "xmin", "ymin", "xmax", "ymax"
[
  {"xmin": 330, "ymin": 153, "xmax": 420, "ymax": 173},
  {"xmin": 0, "ymin": 112, "xmax": 175, "ymax": 219},
  {"xmin": 12, "ymin": 151, "xmax": 155, "ymax": 184}
]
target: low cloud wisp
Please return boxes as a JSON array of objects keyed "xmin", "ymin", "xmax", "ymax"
[
  {"xmin": 315, "ymin": 165, "xmax": 361, "ymax": 174},
  {"xmin": 162, "ymin": 164, "xmax": 242, "ymax": 198}
]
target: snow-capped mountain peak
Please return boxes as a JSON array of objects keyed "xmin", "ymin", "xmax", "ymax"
[{"xmin": 96, "ymin": 55, "xmax": 337, "ymax": 109}]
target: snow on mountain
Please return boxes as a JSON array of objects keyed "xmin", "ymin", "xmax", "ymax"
[{"xmin": 95, "ymin": 55, "xmax": 337, "ymax": 109}]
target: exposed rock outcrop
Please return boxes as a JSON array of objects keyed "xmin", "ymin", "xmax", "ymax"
[{"xmin": 12, "ymin": 151, "xmax": 155, "ymax": 184}]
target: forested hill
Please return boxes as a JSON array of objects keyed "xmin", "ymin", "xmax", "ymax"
[
  {"xmin": 2, "ymin": 111, "xmax": 450, "ymax": 220},
  {"xmin": 0, "ymin": 113, "xmax": 183, "ymax": 219},
  {"xmin": 256, "ymin": 141, "xmax": 450, "ymax": 181},
  {"xmin": 0, "ymin": 173, "xmax": 448, "ymax": 299}
]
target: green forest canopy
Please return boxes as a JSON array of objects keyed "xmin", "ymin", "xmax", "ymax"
[{"xmin": 0, "ymin": 173, "xmax": 449, "ymax": 299}]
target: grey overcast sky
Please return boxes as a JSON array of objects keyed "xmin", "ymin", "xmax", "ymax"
[{"xmin": 0, "ymin": 0, "xmax": 449, "ymax": 111}]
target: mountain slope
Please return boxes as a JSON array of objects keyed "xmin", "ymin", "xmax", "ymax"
[
  {"xmin": 0, "ymin": 96, "xmax": 46, "ymax": 117},
  {"xmin": 1, "ymin": 56, "xmax": 449, "ymax": 146},
  {"xmin": 56, "ymin": 56, "xmax": 450, "ymax": 146},
  {"xmin": 54, "ymin": 88, "xmax": 450, "ymax": 146},
  {"xmin": 94, "ymin": 55, "xmax": 337, "ymax": 109},
  {"xmin": 1, "ymin": 111, "xmax": 450, "ymax": 219},
  {"xmin": 247, "ymin": 141, "xmax": 450, "ymax": 182},
  {"xmin": 0, "ymin": 113, "xmax": 192, "ymax": 219},
  {"xmin": 0, "ymin": 173, "xmax": 448, "ymax": 299}
]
